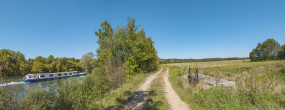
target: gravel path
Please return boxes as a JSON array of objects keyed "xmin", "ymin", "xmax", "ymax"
[
  {"xmin": 124, "ymin": 68, "xmax": 162, "ymax": 110},
  {"xmin": 163, "ymin": 68, "xmax": 190, "ymax": 110}
]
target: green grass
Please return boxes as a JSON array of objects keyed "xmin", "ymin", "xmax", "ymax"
[
  {"xmin": 163, "ymin": 60, "xmax": 285, "ymax": 109},
  {"xmin": 145, "ymin": 67, "xmax": 170, "ymax": 110}
]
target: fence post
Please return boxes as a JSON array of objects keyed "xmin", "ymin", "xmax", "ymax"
[
  {"xmin": 188, "ymin": 68, "xmax": 192, "ymax": 83},
  {"xmin": 0, "ymin": 67, "xmax": 2, "ymax": 83},
  {"xmin": 196, "ymin": 69, "xmax": 199, "ymax": 83}
]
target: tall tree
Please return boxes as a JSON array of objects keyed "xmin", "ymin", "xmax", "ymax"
[
  {"xmin": 46, "ymin": 55, "xmax": 54, "ymax": 64},
  {"xmin": 0, "ymin": 49, "xmax": 26, "ymax": 76},
  {"xmin": 278, "ymin": 44, "xmax": 285, "ymax": 60},
  {"xmin": 249, "ymin": 38, "xmax": 280, "ymax": 61},
  {"xmin": 94, "ymin": 17, "xmax": 159, "ymax": 73},
  {"xmin": 79, "ymin": 52, "xmax": 95, "ymax": 72},
  {"xmin": 35, "ymin": 55, "xmax": 46, "ymax": 63}
]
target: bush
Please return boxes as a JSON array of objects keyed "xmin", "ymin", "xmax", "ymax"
[
  {"xmin": 0, "ymin": 85, "xmax": 23, "ymax": 110},
  {"xmin": 20, "ymin": 88, "xmax": 55, "ymax": 110}
]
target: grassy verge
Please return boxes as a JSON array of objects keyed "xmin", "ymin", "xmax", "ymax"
[
  {"xmin": 145, "ymin": 67, "xmax": 170, "ymax": 110},
  {"xmin": 100, "ymin": 67, "xmax": 161, "ymax": 109},
  {"xmin": 163, "ymin": 60, "xmax": 285, "ymax": 109}
]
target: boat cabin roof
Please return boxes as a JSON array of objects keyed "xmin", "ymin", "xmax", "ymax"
[{"xmin": 27, "ymin": 71, "xmax": 78, "ymax": 75}]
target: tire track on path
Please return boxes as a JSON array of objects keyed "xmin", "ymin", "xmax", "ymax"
[{"xmin": 163, "ymin": 68, "xmax": 190, "ymax": 110}]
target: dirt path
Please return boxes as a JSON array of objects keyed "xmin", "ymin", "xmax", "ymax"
[
  {"xmin": 163, "ymin": 68, "xmax": 190, "ymax": 110},
  {"xmin": 124, "ymin": 68, "xmax": 162, "ymax": 110}
]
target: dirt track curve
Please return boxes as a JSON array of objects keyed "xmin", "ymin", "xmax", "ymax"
[
  {"xmin": 163, "ymin": 68, "xmax": 190, "ymax": 110},
  {"xmin": 124, "ymin": 68, "xmax": 162, "ymax": 110}
]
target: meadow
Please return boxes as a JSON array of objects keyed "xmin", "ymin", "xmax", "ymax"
[{"xmin": 164, "ymin": 60, "xmax": 285, "ymax": 109}]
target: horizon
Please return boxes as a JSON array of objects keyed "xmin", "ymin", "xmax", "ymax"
[{"xmin": 1, "ymin": 0, "xmax": 285, "ymax": 59}]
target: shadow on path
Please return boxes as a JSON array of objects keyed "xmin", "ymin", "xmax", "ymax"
[{"xmin": 124, "ymin": 90, "xmax": 148, "ymax": 110}]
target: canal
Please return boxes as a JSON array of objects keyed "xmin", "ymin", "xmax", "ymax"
[{"xmin": 0, "ymin": 76, "xmax": 85, "ymax": 98}]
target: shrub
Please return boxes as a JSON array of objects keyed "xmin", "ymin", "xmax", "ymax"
[
  {"xmin": 0, "ymin": 85, "xmax": 22, "ymax": 110},
  {"xmin": 20, "ymin": 88, "xmax": 55, "ymax": 110}
]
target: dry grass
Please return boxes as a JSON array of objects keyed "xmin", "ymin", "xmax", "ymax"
[{"xmin": 166, "ymin": 59, "xmax": 283, "ymax": 68}]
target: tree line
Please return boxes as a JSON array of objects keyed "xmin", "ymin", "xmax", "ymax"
[
  {"xmin": 249, "ymin": 38, "xmax": 285, "ymax": 61},
  {"xmin": 159, "ymin": 57, "xmax": 248, "ymax": 64},
  {"xmin": 0, "ymin": 49, "xmax": 83, "ymax": 77}
]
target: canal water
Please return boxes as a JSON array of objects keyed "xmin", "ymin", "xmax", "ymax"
[{"xmin": 0, "ymin": 76, "xmax": 85, "ymax": 98}]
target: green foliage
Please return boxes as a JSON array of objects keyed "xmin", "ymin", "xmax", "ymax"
[
  {"xmin": 0, "ymin": 49, "xmax": 82, "ymax": 76},
  {"xmin": 277, "ymin": 44, "xmax": 285, "ymax": 60},
  {"xmin": 20, "ymin": 88, "xmax": 56, "ymax": 110},
  {"xmin": 94, "ymin": 16, "xmax": 159, "ymax": 73},
  {"xmin": 79, "ymin": 52, "xmax": 96, "ymax": 73},
  {"xmin": 0, "ymin": 86, "xmax": 23, "ymax": 109},
  {"xmin": 19, "ymin": 76, "xmax": 104, "ymax": 110},
  {"xmin": 249, "ymin": 38, "xmax": 281, "ymax": 61},
  {"xmin": 0, "ymin": 49, "xmax": 25, "ymax": 76}
]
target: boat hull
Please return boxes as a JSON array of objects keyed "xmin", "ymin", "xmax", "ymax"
[{"xmin": 24, "ymin": 74, "xmax": 86, "ymax": 83}]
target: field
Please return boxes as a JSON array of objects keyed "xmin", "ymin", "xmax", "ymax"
[
  {"xmin": 166, "ymin": 59, "xmax": 278, "ymax": 68},
  {"xmin": 163, "ymin": 60, "xmax": 285, "ymax": 109}
]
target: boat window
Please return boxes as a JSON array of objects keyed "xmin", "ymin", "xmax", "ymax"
[
  {"xmin": 73, "ymin": 72, "xmax": 76, "ymax": 74},
  {"xmin": 49, "ymin": 74, "xmax": 53, "ymax": 77},
  {"xmin": 29, "ymin": 76, "xmax": 31, "ymax": 78},
  {"xmin": 40, "ymin": 75, "xmax": 45, "ymax": 77},
  {"xmin": 64, "ymin": 73, "xmax": 68, "ymax": 75},
  {"xmin": 58, "ymin": 74, "xmax": 62, "ymax": 76},
  {"xmin": 69, "ymin": 73, "xmax": 72, "ymax": 75}
]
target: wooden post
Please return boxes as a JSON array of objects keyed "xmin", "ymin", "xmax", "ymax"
[
  {"xmin": 196, "ymin": 69, "xmax": 199, "ymax": 83},
  {"xmin": 0, "ymin": 67, "xmax": 2, "ymax": 83},
  {"xmin": 188, "ymin": 68, "xmax": 192, "ymax": 83}
]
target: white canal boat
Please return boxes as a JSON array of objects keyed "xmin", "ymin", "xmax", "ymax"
[{"xmin": 23, "ymin": 71, "xmax": 86, "ymax": 82}]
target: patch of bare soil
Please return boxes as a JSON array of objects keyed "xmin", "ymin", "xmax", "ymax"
[
  {"xmin": 163, "ymin": 68, "xmax": 190, "ymax": 110},
  {"xmin": 124, "ymin": 68, "xmax": 162, "ymax": 110}
]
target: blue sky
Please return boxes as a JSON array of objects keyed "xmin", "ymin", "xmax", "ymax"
[{"xmin": 0, "ymin": 0, "xmax": 285, "ymax": 59}]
